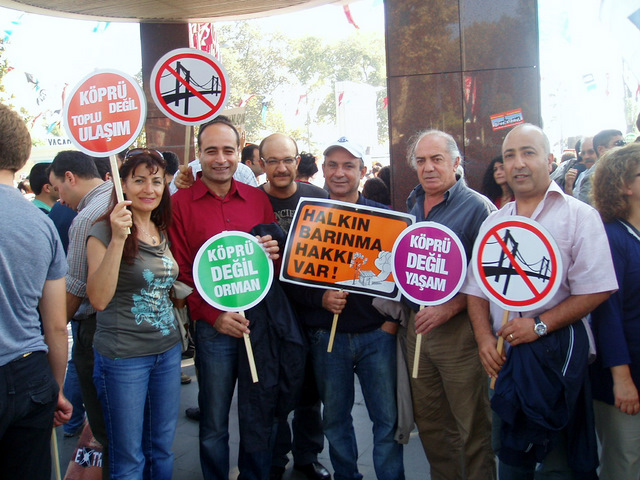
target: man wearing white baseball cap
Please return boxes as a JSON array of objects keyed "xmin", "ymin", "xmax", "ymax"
[{"xmin": 294, "ymin": 136, "xmax": 405, "ymax": 480}]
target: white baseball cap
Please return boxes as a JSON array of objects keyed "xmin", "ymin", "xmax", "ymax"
[{"xmin": 323, "ymin": 136, "xmax": 365, "ymax": 159}]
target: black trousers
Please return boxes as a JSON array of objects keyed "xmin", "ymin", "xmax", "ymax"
[{"xmin": 0, "ymin": 351, "xmax": 58, "ymax": 480}]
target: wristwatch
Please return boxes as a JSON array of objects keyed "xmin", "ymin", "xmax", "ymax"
[{"xmin": 534, "ymin": 315, "xmax": 548, "ymax": 337}]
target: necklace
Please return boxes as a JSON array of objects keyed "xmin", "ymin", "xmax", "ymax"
[{"xmin": 137, "ymin": 224, "xmax": 158, "ymax": 245}]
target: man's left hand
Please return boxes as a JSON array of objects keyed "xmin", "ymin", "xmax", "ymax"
[
  {"xmin": 498, "ymin": 316, "xmax": 538, "ymax": 346},
  {"xmin": 257, "ymin": 234, "xmax": 279, "ymax": 260},
  {"xmin": 414, "ymin": 304, "xmax": 453, "ymax": 335},
  {"xmin": 53, "ymin": 391, "xmax": 73, "ymax": 427}
]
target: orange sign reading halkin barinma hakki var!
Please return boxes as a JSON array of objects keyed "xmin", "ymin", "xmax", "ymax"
[{"xmin": 280, "ymin": 198, "xmax": 415, "ymax": 300}]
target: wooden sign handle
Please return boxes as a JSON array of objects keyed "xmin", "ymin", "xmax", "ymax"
[
  {"xmin": 110, "ymin": 155, "xmax": 130, "ymax": 235},
  {"xmin": 490, "ymin": 309, "xmax": 510, "ymax": 390},
  {"xmin": 239, "ymin": 311, "xmax": 258, "ymax": 383},
  {"xmin": 411, "ymin": 305, "xmax": 425, "ymax": 379},
  {"xmin": 327, "ymin": 289, "xmax": 344, "ymax": 353},
  {"xmin": 184, "ymin": 125, "xmax": 191, "ymax": 168}
]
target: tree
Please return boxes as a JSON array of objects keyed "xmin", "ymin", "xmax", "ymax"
[
  {"xmin": 216, "ymin": 22, "xmax": 388, "ymax": 145},
  {"xmin": 218, "ymin": 22, "xmax": 291, "ymax": 138}
]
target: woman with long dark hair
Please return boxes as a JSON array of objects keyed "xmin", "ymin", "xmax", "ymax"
[
  {"xmin": 590, "ymin": 142, "xmax": 640, "ymax": 480},
  {"xmin": 481, "ymin": 156, "xmax": 513, "ymax": 208},
  {"xmin": 86, "ymin": 149, "xmax": 181, "ymax": 480}
]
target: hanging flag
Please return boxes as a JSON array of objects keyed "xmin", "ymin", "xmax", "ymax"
[
  {"xmin": 3, "ymin": 13, "xmax": 23, "ymax": 42},
  {"xmin": 25, "ymin": 72, "xmax": 39, "ymax": 88},
  {"xmin": 261, "ymin": 99, "xmax": 269, "ymax": 123},
  {"xmin": 238, "ymin": 94, "xmax": 256, "ymax": 108},
  {"xmin": 338, "ymin": 91, "xmax": 345, "ymax": 107},
  {"xmin": 382, "ymin": 96, "xmax": 388, "ymax": 109},
  {"xmin": 343, "ymin": 5, "xmax": 360, "ymax": 29},
  {"xmin": 92, "ymin": 22, "xmax": 110, "ymax": 34},
  {"xmin": 295, "ymin": 94, "xmax": 307, "ymax": 116},
  {"xmin": 30, "ymin": 111, "xmax": 42, "ymax": 128},
  {"xmin": 189, "ymin": 23, "xmax": 220, "ymax": 60}
]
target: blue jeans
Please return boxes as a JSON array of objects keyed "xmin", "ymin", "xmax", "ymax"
[
  {"xmin": 195, "ymin": 320, "xmax": 273, "ymax": 480},
  {"xmin": 63, "ymin": 320, "xmax": 86, "ymax": 434},
  {"xmin": 309, "ymin": 328, "xmax": 404, "ymax": 480},
  {"xmin": 94, "ymin": 343, "xmax": 181, "ymax": 480}
]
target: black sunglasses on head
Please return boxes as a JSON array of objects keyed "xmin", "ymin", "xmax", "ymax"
[{"xmin": 124, "ymin": 148, "xmax": 164, "ymax": 163}]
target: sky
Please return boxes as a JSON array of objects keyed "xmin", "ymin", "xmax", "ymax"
[
  {"xmin": 1, "ymin": 0, "xmax": 638, "ymax": 157},
  {"xmin": 0, "ymin": 0, "xmax": 384, "ymax": 150}
]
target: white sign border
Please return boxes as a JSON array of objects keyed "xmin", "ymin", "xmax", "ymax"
[
  {"xmin": 150, "ymin": 47, "xmax": 230, "ymax": 126},
  {"xmin": 193, "ymin": 231, "xmax": 273, "ymax": 312},
  {"xmin": 471, "ymin": 215, "xmax": 563, "ymax": 312},
  {"xmin": 62, "ymin": 68, "xmax": 147, "ymax": 157}
]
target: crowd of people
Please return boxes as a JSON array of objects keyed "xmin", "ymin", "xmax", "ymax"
[{"xmin": 1, "ymin": 101, "xmax": 639, "ymax": 480}]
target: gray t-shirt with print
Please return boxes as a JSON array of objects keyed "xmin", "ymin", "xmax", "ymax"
[{"xmin": 89, "ymin": 221, "xmax": 180, "ymax": 359}]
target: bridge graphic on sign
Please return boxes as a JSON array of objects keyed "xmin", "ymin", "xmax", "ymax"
[
  {"xmin": 472, "ymin": 216, "xmax": 562, "ymax": 311},
  {"xmin": 150, "ymin": 48, "xmax": 229, "ymax": 125},
  {"xmin": 160, "ymin": 61, "xmax": 223, "ymax": 116},
  {"xmin": 481, "ymin": 228, "xmax": 551, "ymax": 296}
]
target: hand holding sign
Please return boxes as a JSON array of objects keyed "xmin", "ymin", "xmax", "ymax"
[
  {"xmin": 281, "ymin": 198, "xmax": 415, "ymax": 352},
  {"xmin": 471, "ymin": 216, "xmax": 562, "ymax": 388},
  {"xmin": 193, "ymin": 231, "xmax": 274, "ymax": 383},
  {"xmin": 64, "ymin": 69, "xmax": 146, "ymax": 234},
  {"xmin": 392, "ymin": 222, "xmax": 467, "ymax": 378}
]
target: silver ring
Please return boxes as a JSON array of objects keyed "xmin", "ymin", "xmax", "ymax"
[{"xmin": 509, "ymin": 333, "xmax": 514, "ymax": 340}]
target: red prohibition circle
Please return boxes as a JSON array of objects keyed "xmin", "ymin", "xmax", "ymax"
[
  {"xmin": 153, "ymin": 52, "xmax": 228, "ymax": 123},
  {"xmin": 476, "ymin": 219, "xmax": 559, "ymax": 308}
]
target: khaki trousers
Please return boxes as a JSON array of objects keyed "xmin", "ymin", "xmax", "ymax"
[{"xmin": 406, "ymin": 310, "xmax": 495, "ymax": 480}]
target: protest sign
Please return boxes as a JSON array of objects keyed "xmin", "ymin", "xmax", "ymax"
[
  {"xmin": 391, "ymin": 222, "xmax": 467, "ymax": 377},
  {"xmin": 471, "ymin": 215, "xmax": 563, "ymax": 388},
  {"xmin": 194, "ymin": 231, "xmax": 272, "ymax": 311},
  {"xmin": 150, "ymin": 48, "xmax": 229, "ymax": 126},
  {"xmin": 193, "ymin": 231, "xmax": 273, "ymax": 382},
  {"xmin": 392, "ymin": 222, "xmax": 467, "ymax": 306},
  {"xmin": 280, "ymin": 198, "xmax": 415, "ymax": 300},
  {"xmin": 63, "ymin": 69, "xmax": 146, "ymax": 157},
  {"xmin": 471, "ymin": 216, "xmax": 562, "ymax": 311}
]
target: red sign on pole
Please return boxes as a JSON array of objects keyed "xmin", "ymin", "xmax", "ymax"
[
  {"xmin": 471, "ymin": 216, "xmax": 563, "ymax": 311},
  {"xmin": 63, "ymin": 69, "xmax": 146, "ymax": 156},
  {"xmin": 150, "ymin": 48, "xmax": 229, "ymax": 125}
]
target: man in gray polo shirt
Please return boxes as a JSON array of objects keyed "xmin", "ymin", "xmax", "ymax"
[{"xmin": 404, "ymin": 129, "xmax": 496, "ymax": 480}]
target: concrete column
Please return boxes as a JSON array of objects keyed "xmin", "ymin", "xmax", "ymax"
[
  {"xmin": 384, "ymin": 0, "xmax": 541, "ymax": 210},
  {"xmin": 140, "ymin": 23, "xmax": 194, "ymax": 163}
]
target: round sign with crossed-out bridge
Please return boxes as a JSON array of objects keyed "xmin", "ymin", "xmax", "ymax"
[
  {"xmin": 471, "ymin": 216, "xmax": 563, "ymax": 311},
  {"xmin": 193, "ymin": 231, "xmax": 273, "ymax": 312},
  {"xmin": 150, "ymin": 48, "xmax": 229, "ymax": 125}
]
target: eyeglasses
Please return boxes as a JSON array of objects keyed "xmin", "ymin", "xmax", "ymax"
[
  {"xmin": 262, "ymin": 157, "xmax": 297, "ymax": 167},
  {"xmin": 613, "ymin": 139, "xmax": 626, "ymax": 147},
  {"xmin": 124, "ymin": 148, "xmax": 164, "ymax": 163}
]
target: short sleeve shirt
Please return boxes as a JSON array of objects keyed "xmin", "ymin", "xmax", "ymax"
[
  {"xmin": 462, "ymin": 181, "xmax": 618, "ymax": 333},
  {"xmin": 89, "ymin": 221, "xmax": 180, "ymax": 359}
]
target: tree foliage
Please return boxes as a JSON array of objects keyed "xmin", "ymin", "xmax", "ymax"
[{"xmin": 217, "ymin": 22, "xmax": 388, "ymax": 146}]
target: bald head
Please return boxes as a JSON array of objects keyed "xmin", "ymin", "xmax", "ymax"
[
  {"xmin": 259, "ymin": 133, "xmax": 300, "ymax": 198},
  {"xmin": 503, "ymin": 124, "xmax": 550, "ymax": 157},
  {"xmin": 259, "ymin": 133, "xmax": 298, "ymax": 160},
  {"xmin": 501, "ymin": 123, "xmax": 553, "ymax": 205}
]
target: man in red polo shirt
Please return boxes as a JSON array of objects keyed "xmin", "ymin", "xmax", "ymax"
[{"xmin": 169, "ymin": 116, "xmax": 278, "ymax": 480}]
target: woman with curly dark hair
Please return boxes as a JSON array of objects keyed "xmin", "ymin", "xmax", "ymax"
[
  {"xmin": 481, "ymin": 156, "xmax": 513, "ymax": 208},
  {"xmin": 296, "ymin": 151, "xmax": 319, "ymax": 183},
  {"xmin": 86, "ymin": 148, "xmax": 181, "ymax": 480},
  {"xmin": 590, "ymin": 142, "xmax": 640, "ymax": 480}
]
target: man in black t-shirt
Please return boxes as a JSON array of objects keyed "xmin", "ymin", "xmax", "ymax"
[{"xmin": 258, "ymin": 133, "xmax": 330, "ymax": 480}]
